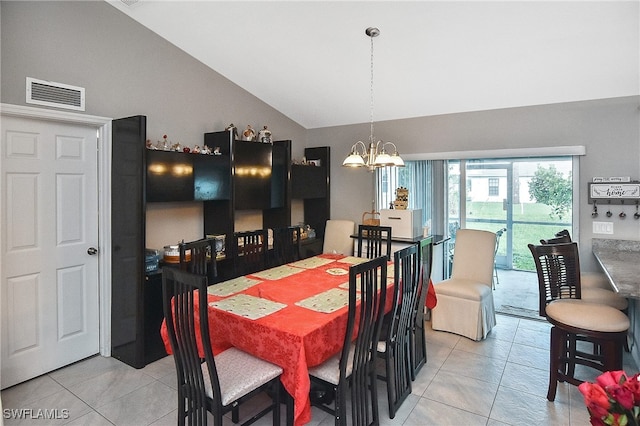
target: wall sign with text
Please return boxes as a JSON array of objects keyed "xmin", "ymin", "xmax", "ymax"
[{"xmin": 588, "ymin": 182, "xmax": 640, "ymax": 204}]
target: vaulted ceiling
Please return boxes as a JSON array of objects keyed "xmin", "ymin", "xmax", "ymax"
[{"xmin": 106, "ymin": 1, "xmax": 639, "ymax": 129}]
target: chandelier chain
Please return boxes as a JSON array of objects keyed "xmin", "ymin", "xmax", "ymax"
[{"xmin": 369, "ymin": 32, "xmax": 375, "ymax": 144}]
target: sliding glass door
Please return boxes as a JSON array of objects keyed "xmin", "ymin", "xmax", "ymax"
[{"xmin": 447, "ymin": 156, "xmax": 573, "ymax": 272}]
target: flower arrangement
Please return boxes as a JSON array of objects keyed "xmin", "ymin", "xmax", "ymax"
[{"xmin": 579, "ymin": 370, "xmax": 640, "ymax": 426}]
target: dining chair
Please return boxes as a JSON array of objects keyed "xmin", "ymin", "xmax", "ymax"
[
  {"xmin": 540, "ymin": 229, "xmax": 613, "ymax": 290},
  {"xmin": 431, "ymin": 229, "xmax": 497, "ymax": 341},
  {"xmin": 357, "ymin": 224, "xmax": 392, "ymax": 260},
  {"xmin": 411, "ymin": 237, "xmax": 434, "ymax": 379},
  {"xmin": 527, "ymin": 243, "xmax": 629, "ymax": 401},
  {"xmin": 179, "ymin": 237, "xmax": 217, "ymax": 283},
  {"xmin": 492, "ymin": 227, "xmax": 507, "ymax": 289},
  {"xmin": 323, "ymin": 219, "xmax": 356, "ymax": 255},
  {"xmin": 161, "ymin": 268, "xmax": 285, "ymax": 425},
  {"xmin": 376, "ymin": 244, "xmax": 420, "ymax": 419},
  {"xmin": 272, "ymin": 226, "xmax": 301, "ymax": 266},
  {"xmin": 233, "ymin": 229, "xmax": 268, "ymax": 276},
  {"xmin": 308, "ymin": 256, "xmax": 388, "ymax": 426}
]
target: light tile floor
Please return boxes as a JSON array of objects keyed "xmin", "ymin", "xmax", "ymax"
[{"xmin": 3, "ymin": 312, "xmax": 637, "ymax": 426}]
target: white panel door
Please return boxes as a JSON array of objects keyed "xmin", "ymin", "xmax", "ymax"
[{"xmin": 1, "ymin": 115, "xmax": 99, "ymax": 388}]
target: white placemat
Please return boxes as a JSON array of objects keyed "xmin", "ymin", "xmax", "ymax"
[
  {"xmin": 209, "ymin": 294, "xmax": 286, "ymax": 320},
  {"xmin": 251, "ymin": 265, "xmax": 305, "ymax": 280},
  {"xmin": 207, "ymin": 277, "xmax": 262, "ymax": 297},
  {"xmin": 295, "ymin": 288, "xmax": 358, "ymax": 313},
  {"xmin": 288, "ymin": 256, "xmax": 335, "ymax": 269}
]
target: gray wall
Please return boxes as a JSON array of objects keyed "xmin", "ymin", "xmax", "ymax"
[
  {"xmin": 3, "ymin": 1, "xmax": 639, "ymax": 271},
  {"xmin": 308, "ymin": 96, "xmax": 640, "ymax": 272},
  {"xmin": 0, "ymin": 1, "xmax": 307, "ymax": 155}
]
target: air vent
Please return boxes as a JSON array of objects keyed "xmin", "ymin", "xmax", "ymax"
[{"xmin": 26, "ymin": 77, "xmax": 85, "ymax": 111}]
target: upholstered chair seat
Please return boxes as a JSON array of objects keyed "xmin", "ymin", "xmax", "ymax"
[{"xmin": 202, "ymin": 347, "xmax": 283, "ymax": 406}]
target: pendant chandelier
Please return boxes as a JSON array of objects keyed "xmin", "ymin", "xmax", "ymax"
[{"xmin": 343, "ymin": 27, "xmax": 404, "ymax": 171}]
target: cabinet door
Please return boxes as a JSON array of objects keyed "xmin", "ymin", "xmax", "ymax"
[
  {"xmin": 111, "ymin": 115, "xmax": 146, "ymax": 368},
  {"xmin": 146, "ymin": 151, "xmax": 194, "ymax": 202},
  {"xmin": 234, "ymin": 141, "xmax": 272, "ymax": 210},
  {"xmin": 291, "ymin": 165, "xmax": 326, "ymax": 198}
]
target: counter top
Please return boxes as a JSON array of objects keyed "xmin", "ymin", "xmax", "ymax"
[{"xmin": 592, "ymin": 238, "xmax": 640, "ymax": 299}]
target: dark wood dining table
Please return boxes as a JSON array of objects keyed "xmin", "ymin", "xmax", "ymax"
[{"xmin": 161, "ymin": 253, "xmax": 397, "ymax": 426}]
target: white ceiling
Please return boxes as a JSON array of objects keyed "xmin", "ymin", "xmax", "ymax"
[{"xmin": 106, "ymin": 1, "xmax": 639, "ymax": 129}]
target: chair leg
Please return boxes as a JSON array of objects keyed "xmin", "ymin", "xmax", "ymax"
[
  {"xmin": 548, "ymin": 326, "xmax": 563, "ymax": 402},
  {"xmin": 272, "ymin": 380, "xmax": 281, "ymax": 426}
]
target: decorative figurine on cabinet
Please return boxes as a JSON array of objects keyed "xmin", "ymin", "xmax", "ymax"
[
  {"xmin": 242, "ymin": 125, "xmax": 256, "ymax": 141},
  {"xmin": 225, "ymin": 123, "xmax": 239, "ymax": 140},
  {"xmin": 258, "ymin": 126, "xmax": 272, "ymax": 144}
]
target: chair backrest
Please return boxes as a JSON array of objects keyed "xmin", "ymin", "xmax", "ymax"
[
  {"xmin": 528, "ymin": 242, "xmax": 582, "ymax": 317},
  {"xmin": 450, "ymin": 229, "xmax": 497, "ymax": 285},
  {"xmin": 419, "ymin": 237, "xmax": 434, "ymax": 288},
  {"xmin": 338, "ymin": 256, "xmax": 387, "ymax": 426},
  {"xmin": 179, "ymin": 237, "xmax": 217, "ymax": 282},
  {"xmin": 357, "ymin": 225, "xmax": 392, "ymax": 260},
  {"xmin": 162, "ymin": 268, "xmax": 221, "ymax": 423},
  {"xmin": 412, "ymin": 237, "xmax": 433, "ymax": 376},
  {"xmin": 540, "ymin": 234, "xmax": 571, "ymax": 245},
  {"xmin": 272, "ymin": 226, "xmax": 301, "ymax": 266},
  {"xmin": 233, "ymin": 229, "xmax": 268, "ymax": 276},
  {"xmin": 386, "ymin": 245, "xmax": 420, "ymax": 405},
  {"xmin": 323, "ymin": 220, "xmax": 355, "ymax": 255}
]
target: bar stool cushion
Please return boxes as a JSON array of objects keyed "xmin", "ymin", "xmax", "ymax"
[
  {"xmin": 545, "ymin": 300, "xmax": 629, "ymax": 333},
  {"xmin": 581, "ymin": 288, "xmax": 628, "ymax": 311}
]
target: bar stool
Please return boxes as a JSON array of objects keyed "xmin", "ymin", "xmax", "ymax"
[
  {"xmin": 528, "ymin": 243, "xmax": 630, "ymax": 401},
  {"xmin": 545, "ymin": 299, "xmax": 629, "ymax": 401}
]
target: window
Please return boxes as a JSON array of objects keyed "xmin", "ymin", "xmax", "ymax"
[
  {"xmin": 447, "ymin": 156, "xmax": 574, "ymax": 272},
  {"xmin": 488, "ymin": 177, "xmax": 499, "ymax": 196}
]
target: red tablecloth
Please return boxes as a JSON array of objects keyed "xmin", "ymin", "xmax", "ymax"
[{"xmin": 161, "ymin": 254, "xmax": 398, "ymax": 426}]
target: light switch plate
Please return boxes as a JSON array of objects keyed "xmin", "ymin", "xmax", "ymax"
[{"xmin": 593, "ymin": 221, "xmax": 614, "ymax": 234}]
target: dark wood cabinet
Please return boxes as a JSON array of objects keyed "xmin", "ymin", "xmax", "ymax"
[
  {"xmin": 292, "ymin": 147, "xmax": 330, "ymax": 244},
  {"xmin": 111, "ymin": 115, "xmax": 148, "ymax": 369},
  {"xmin": 112, "ymin": 123, "xmax": 330, "ymax": 367}
]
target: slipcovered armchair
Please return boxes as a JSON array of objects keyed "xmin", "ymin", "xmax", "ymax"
[
  {"xmin": 322, "ymin": 219, "xmax": 356, "ymax": 255},
  {"xmin": 431, "ymin": 229, "xmax": 497, "ymax": 341}
]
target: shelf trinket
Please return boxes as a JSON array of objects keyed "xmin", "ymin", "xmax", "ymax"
[
  {"xmin": 258, "ymin": 126, "xmax": 272, "ymax": 144},
  {"xmin": 242, "ymin": 125, "xmax": 256, "ymax": 141}
]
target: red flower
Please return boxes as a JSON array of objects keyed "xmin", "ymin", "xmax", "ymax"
[
  {"xmin": 579, "ymin": 381, "xmax": 611, "ymax": 418},
  {"xmin": 610, "ymin": 385, "xmax": 635, "ymax": 410},
  {"xmin": 163, "ymin": 134, "xmax": 168, "ymax": 139},
  {"xmin": 623, "ymin": 374, "xmax": 640, "ymax": 403},
  {"xmin": 598, "ymin": 371, "xmax": 627, "ymax": 388}
]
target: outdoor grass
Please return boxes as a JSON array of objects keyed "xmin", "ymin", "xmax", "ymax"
[{"xmin": 453, "ymin": 201, "xmax": 571, "ymax": 271}]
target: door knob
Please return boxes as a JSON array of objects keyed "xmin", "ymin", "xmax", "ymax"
[{"xmin": 87, "ymin": 247, "xmax": 98, "ymax": 255}]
